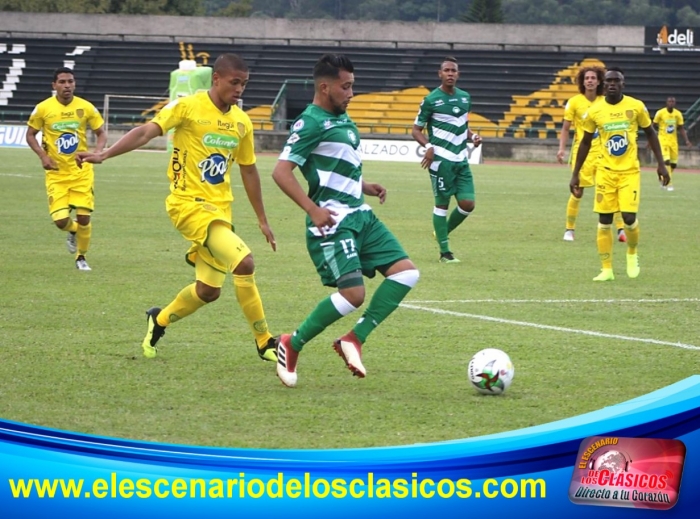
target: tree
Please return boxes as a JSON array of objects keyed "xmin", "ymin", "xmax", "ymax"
[
  {"xmin": 462, "ymin": 0, "xmax": 504, "ymax": 23},
  {"xmin": 214, "ymin": 0, "xmax": 252, "ymax": 17}
]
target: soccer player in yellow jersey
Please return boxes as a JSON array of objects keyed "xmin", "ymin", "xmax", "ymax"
[
  {"xmin": 653, "ymin": 96, "xmax": 692, "ymax": 191},
  {"xmin": 77, "ymin": 54, "xmax": 279, "ymax": 362},
  {"xmin": 557, "ymin": 67, "xmax": 625, "ymax": 243},
  {"xmin": 26, "ymin": 67, "xmax": 107, "ymax": 271},
  {"xmin": 570, "ymin": 68, "xmax": 670, "ymax": 282}
]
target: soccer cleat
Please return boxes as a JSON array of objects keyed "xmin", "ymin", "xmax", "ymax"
[
  {"xmin": 439, "ymin": 252, "xmax": 460, "ymax": 263},
  {"xmin": 66, "ymin": 231, "xmax": 77, "ymax": 254},
  {"xmin": 142, "ymin": 307, "xmax": 165, "ymax": 358},
  {"xmin": 617, "ymin": 229, "xmax": 627, "ymax": 243},
  {"xmin": 666, "ymin": 185, "xmax": 675, "ymax": 192},
  {"xmin": 256, "ymin": 336, "xmax": 278, "ymax": 362},
  {"xmin": 626, "ymin": 253, "xmax": 640, "ymax": 279},
  {"xmin": 333, "ymin": 332, "xmax": 366, "ymax": 378},
  {"xmin": 276, "ymin": 334, "xmax": 298, "ymax": 387},
  {"xmin": 593, "ymin": 269, "xmax": 615, "ymax": 282},
  {"xmin": 563, "ymin": 230, "xmax": 575, "ymax": 242},
  {"xmin": 75, "ymin": 255, "xmax": 91, "ymax": 271}
]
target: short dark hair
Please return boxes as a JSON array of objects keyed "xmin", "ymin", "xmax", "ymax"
[
  {"xmin": 53, "ymin": 67, "xmax": 74, "ymax": 82},
  {"xmin": 441, "ymin": 56, "xmax": 458, "ymax": 66},
  {"xmin": 213, "ymin": 53, "xmax": 248, "ymax": 74},
  {"xmin": 313, "ymin": 54, "xmax": 354, "ymax": 80},
  {"xmin": 606, "ymin": 66, "xmax": 625, "ymax": 76},
  {"xmin": 576, "ymin": 67, "xmax": 604, "ymax": 95}
]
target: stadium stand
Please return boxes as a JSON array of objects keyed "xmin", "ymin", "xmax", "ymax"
[{"xmin": 1, "ymin": 38, "xmax": 699, "ymax": 138}]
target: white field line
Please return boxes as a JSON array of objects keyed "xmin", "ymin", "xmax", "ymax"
[
  {"xmin": 400, "ymin": 303, "xmax": 700, "ymax": 351},
  {"xmin": 406, "ymin": 298, "xmax": 700, "ymax": 304}
]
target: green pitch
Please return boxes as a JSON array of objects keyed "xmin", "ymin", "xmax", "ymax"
[{"xmin": 1, "ymin": 148, "xmax": 698, "ymax": 449}]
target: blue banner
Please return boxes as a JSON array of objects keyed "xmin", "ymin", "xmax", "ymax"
[{"xmin": 2, "ymin": 376, "xmax": 699, "ymax": 518}]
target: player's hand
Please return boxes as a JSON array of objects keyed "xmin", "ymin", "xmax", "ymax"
[
  {"xmin": 76, "ymin": 151, "xmax": 105, "ymax": 168},
  {"xmin": 420, "ymin": 147, "xmax": 435, "ymax": 169},
  {"xmin": 569, "ymin": 174, "xmax": 582, "ymax": 196},
  {"xmin": 556, "ymin": 149, "xmax": 566, "ymax": 164},
  {"xmin": 309, "ymin": 205, "xmax": 338, "ymax": 237},
  {"xmin": 471, "ymin": 133, "xmax": 482, "ymax": 148},
  {"xmin": 363, "ymin": 182, "xmax": 386, "ymax": 204},
  {"xmin": 258, "ymin": 221, "xmax": 277, "ymax": 252},
  {"xmin": 657, "ymin": 164, "xmax": 671, "ymax": 186},
  {"xmin": 686, "ymin": 141, "xmax": 693, "ymax": 148},
  {"xmin": 40, "ymin": 155, "xmax": 58, "ymax": 170}
]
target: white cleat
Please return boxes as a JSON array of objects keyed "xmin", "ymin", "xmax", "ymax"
[
  {"xmin": 66, "ymin": 231, "xmax": 77, "ymax": 254},
  {"xmin": 333, "ymin": 336, "xmax": 366, "ymax": 378},
  {"xmin": 75, "ymin": 256, "xmax": 91, "ymax": 271},
  {"xmin": 666, "ymin": 186, "xmax": 675, "ymax": 192},
  {"xmin": 276, "ymin": 334, "xmax": 298, "ymax": 388},
  {"xmin": 563, "ymin": 230, "xmax": 575, "ymax": 242}
]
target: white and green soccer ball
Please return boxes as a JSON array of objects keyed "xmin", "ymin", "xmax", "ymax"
[{"xmin": 468, "ymin": 348, "xmax": 515, "ymax": 395}]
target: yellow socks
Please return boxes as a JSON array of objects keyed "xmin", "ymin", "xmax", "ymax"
[
  {"xmin": 597, "ymin": 223, "xmax": 613, "ymax": 270},
  {"xmin": 76, "ymin": 222, "xmax": 91, "ymax": 257},
  {"xmin": 63, "ymin": 219, "xmax": 78, "ymax": 233},
  {"xmin": 157, "ymin": 283, "xmax": 207, "ymax": 327},
  {"xmin": 613, "ymin": 212, "xmax": 624, "ymax": 233},
  {"xmin": 625, "ymin": 220, "xmax": 639, "ymax": 255},
  {"xmin": 234, "ymin": 274, "xmax": 272, "ymax": 347},
  {"xmin": 565, "ymin": 194, "xmax": 581, "ymax": 230}
]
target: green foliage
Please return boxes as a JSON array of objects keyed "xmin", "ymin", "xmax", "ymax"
[
  {"xmin": 0, "ymin": 0, "xmax": 202, "ymax": 15},
  {"xmin": 214, "ymin": 0, "xmax": 252, "ymax": 17},
  {"xmin": 1, "ymin": 150, "xmax": 699, "ymax": 448},
  {"xmin": 461, "ymin": 0, "xmax": 503, "ymax": 23}
]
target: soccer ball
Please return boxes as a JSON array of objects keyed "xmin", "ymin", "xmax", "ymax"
[{"xmin": 468, "ymin": 348, "xmax": 515, "ymax": 395}]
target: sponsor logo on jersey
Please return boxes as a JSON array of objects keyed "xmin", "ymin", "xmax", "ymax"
[
  {"xmin": 323, "ymin": 119, "xmax": 333, "ymax": 129},
  {"xmin": 217, "ymin": 120, "xmax": 237, "ymax": 131},
  {"xmin": 603, "ymin": 121, "xmax": 631, "ymax": 132},
  {"xmin": 61, "ymin": 111, "xmax": 74, "ymax": 118},
  {"xmin": 286, "ymin": 133, "xmax": 300, "ymax": 144},
  {"xmin": 625, "ymin": 110, "xmax": 634, "ymax": 120},
  {"xmin": 198, "ymin": 153, "xmax": 229, "ymax": 184},
  {"xmin": 606, "ymin": 133, "xmax": 629, "ymax": 156},
  {"xmin": 292, "ymin": 119, "xmax": 304, "ymax": 131},
  {"xmin": 202, "ymin": 133, "xmax": 239, "ymax": 149},
  {"xmin": 347, "ymin": 130, "xmax": 357, "ymax": 144},
  {"xmin": 56, "ymin": 132, "xmax": 79, "ymax": 154},
  {"xmin": 666, "ymin": 126, "xmax": 675, "ymax": 133},
  {"xmin": 51, "ymin": 121, "xmax": 80, "ymax": 131},
  {"xmin": 76, "ymin": 109, "xmax": 84, "ymax": 118},
  {"xmin": 196, "ymin": 119, "xmax": 211, "ymax": 125},
  {"xmin": 452, "ymin": 107, "xmax": 460, "ymax": 114}
]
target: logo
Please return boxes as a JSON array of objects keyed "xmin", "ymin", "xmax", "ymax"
[
  {"xmin": 347, "ymin": 130, "xmax": 357, "ymax": 144},
  {"xmin": 76, "ymin": 109, "xmax": 84, "ymax": 118},
  {"xmin": 602, "ymin": 121, "xmax": 630, "ymax": 132},
  {"xmin": 196, "ymin": 119, "xmax": 211, "ymax": 125},
  {"xmin": 51, "ymin": 121, "xmax": 80, "ymax": 132},
  {"xmin": 657, "ymin": 26, "xmax": 694, "ymax": 47},
  {"xmin": 606, "ymin": 134, "xmax": 629, "ymax": 156},
  {"xmin": 202, "ymin": 133, "xmax": 238, "ymax": 149},
  {"xmin": 292, "ymin": 119, "xmax": 304, "ymax": 132},
  {"xmin": 625, "ymin": 110, "xmax": 634, "ymax": 120},
  {"xmin": 217, "ymin": 120, "xmax": 237, "ymax": 131},
  {"xmin": 452, "ymin": 107, "xmax": 460, "ymax": 114},
  {"xmin": 666, "ymin": 126, "xmax": 675, "ymax": 133},
  {"xmin": 55, "ymin": 132, "xmax": 79, "ymax": 154},
  {"xmin": 198, "ymin": 153, "xmax": 229, "ymax": 184},
  {"xmin": 569, "ymin": 436, "xmax": 685, "ymax": 510},
  {"xmin": 286, "ymin": 133, "xmax": 300, "ymax": 145},
  {"xmin": 461, "ymin": 97, "xmax": 468, "ymax": 103},
  {"xmin": 237, "ymin": 122, "xmax": 245, "ymax": 136},
  {"xmin": 323, "ymin": 119, "xmax": 333, "ymax": 129}
]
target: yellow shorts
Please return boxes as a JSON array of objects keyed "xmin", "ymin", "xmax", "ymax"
[
  {"xmin": 660, "ymin": 141, "xmax": 678, "ymax": 164},
  {"xmin": 594, "ymin": 168, "xmax": 641, "ymax": 214},
  {"xmin": 165, "ymin": 194, "xmax": 251, "ymax": 286},
  {"xmin": 570, "ymin": 148, "xmax": 599, "ymax": 188},
  {"xmin": 46, "ymin": 173, "xmax": 94, "ymax": 220}
]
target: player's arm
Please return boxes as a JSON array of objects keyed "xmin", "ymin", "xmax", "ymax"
[
  {"xmin": 466, "ymin": 126, "xmax": 482, "ymax": 147},
  {"xmin": 25, "ymin": 126, "xmax": 57, "ymax": 170},
  {"xmin": 271, "ymin": 160, "xmax": 337, "ymax": 236},
  {"xmin": 362, "ymin": 180, "xmax": 386, "ymax": 204},
  {"xmin": 679, "ymin": 125, "xmax": 692, "ymax": 147},
  {"xmin": 92, "ymin": 125, "xmax": 107, "ymax": 154},
  {"xmin": 569, "ymin": 130, "xmax": 593, "ymax": 195},
  {"xmin": 77, "ymin": 122, "xmax": 162, "ymax": 166},
  {"xmin": 412, "ymin": 99, "xmax": 435, "ymax": 169},
  {"xmin": 642, "ymin": 124, "xmax": 670, "ymax": 185},
  {"xmin": 239, "ymin": 163, "xmax": 276, "ymax": 251},
  {"xmin": 557, "ymin": 120, "xmax": 572, "ymax": 163}
]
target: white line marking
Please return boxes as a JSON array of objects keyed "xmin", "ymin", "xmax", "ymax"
[
  {"xmin": 406, "ymin": 298, "xmax": 700, "ymax": 304},
  {"xmin": 401, "ymin": 304, "xmax": 700, "ymax": 351}
]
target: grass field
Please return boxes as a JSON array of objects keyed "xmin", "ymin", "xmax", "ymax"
[{"xmin": 0, "ymin": 148, "xmax": 698, "ymax": 450}]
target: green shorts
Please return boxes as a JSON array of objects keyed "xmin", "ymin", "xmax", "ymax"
[
  {"xmin": 429, "ymin": 160, "xmax": 475, "ymax": 205},
  {"xmin": 307, "ymin": 210, "xmax": 408, "ymax": 288}
]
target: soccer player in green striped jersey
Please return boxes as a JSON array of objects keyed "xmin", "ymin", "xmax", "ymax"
[
  {"xmin": 272, "ymin": 54, "xmax": 420, "ymax": 388},
  {"xmin": 412, "ymin": 57, "xmax": 482, "ymax": 263}
]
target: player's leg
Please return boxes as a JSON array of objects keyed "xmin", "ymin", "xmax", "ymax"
[
  {"xmin": 47, "ymin": 180, "xmax": 79, "ymax": 255},
  {"xmin": 430, "ymin": 162, "xmax": 458, "ymax": 262},
  {"xmin": 660, "ymin": 143, "xmax": 672, "ymax": 189},
  {"xmin": 204, "ymin": 221, "xmax": 276, "ymax": 361},
  {"xmin": 564, "ymin": 159, "xmax": 592, "ymax": 241},
  {"xmin": 334, "ymin": 215, "xmax": 419, "ymax": 377},
  {"xmin": 277, "ymin": 229, "xmax": 364, "ymax": 387},
  {"xmin": 592, "ymin": 171, "xmax": 617, "ymax": 281},
  {"xmin": 448, "ymin": 162, "xmax": 474, "ymax": 238},
  {"xmin": 667, "ymin": 143, "xmax": 679, "ymax": 191},
  {"xmin": 618, "ymin": 171, "xmax": 641, "ymax": 278},
  {"xmin": 142, "ymin": 255, "xmax": 219, "ymax": 358}
]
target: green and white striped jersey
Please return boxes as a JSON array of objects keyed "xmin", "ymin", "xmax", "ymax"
[
  {"xmin": 414, "ymin": 87, "xmax": 472, "ymax": 163},
  {"xmin": 279, "ymin": 104, "xmax": 371, "ymax": 236}
]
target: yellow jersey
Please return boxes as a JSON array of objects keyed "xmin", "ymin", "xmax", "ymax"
[
  {"xmin": 27, "ymin": 95, "xmax": 104, "ymax": 181},
  {"xmin": 653, "ymin": 107, "xmax": 684, "ymax": 143},
  {"xmin": 582, "ymin": 95, "xmax": 652, "ymax": 172},
  {"xmin": 151, "ymin": 91, "xmax": 255, "ymax": 204},
  {"xmin": 563, "ymin": 93, "xmax": 602, "ymax": 157}
]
